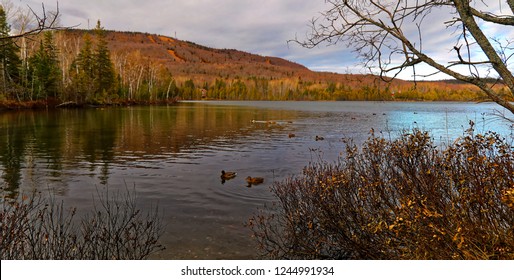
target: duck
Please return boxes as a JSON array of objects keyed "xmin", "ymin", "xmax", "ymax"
[
  {"xmin": 246, "ymin": 176, "xmax": 264, "ymax": 186},
  {"xmin": 288, "ymin": 133, "xmax": 296, "ymax": 138},
  {"xmin": 315, "ymin": 135, "xmax": 324, "ymax": 141},
  {"xmin": 221, "ymin": 170, "xmax": 237, "ymax": 182}
]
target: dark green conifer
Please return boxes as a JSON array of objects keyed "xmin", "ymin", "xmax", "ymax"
[
  {"xmin": 29, "ymin": 31, "xmax": 61, "ymax": 99},
  {"xmin": 0, "ymin": 6, "xmax": 22, "ymax": 98},
  {"xmin": 93, "ymin": 20, "xmax": 115, "ymax": 99},
  {"xmin": 70, "ymin": 20, "xmax": 116, "ymax": 103},
  {"xmin": 70, "ymin": 33, "xmax": 94, "ymax": 102}
]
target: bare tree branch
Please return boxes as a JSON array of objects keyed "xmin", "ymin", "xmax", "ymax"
[
  {"xmin": 453, "ymin": 0, "xmax": 514, "ymax": 111},
  {"xmin": 469, "ymin": 7, "xmax": 514, "ymax": 25},
  {"xmin": 0, "ymin": 2, "xmax": 64, "ymax": 41},
  {"xmin": 295, "ymin": 0, "xmax": 514, "ymax": 115}
]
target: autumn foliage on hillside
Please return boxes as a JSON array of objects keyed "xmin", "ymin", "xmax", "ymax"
[{"xmin": 1, "ymin": 23, "xmax": 508, "ymax": 108}]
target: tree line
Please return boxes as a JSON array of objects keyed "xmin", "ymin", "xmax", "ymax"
[{"xmin": 0, "ymin": 6, "xmax": 119, "ymax": 106}]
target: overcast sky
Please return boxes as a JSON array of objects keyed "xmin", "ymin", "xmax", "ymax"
[{"xmin": 8, "ymin": 0, "xmax": 514, "ymax": 80}]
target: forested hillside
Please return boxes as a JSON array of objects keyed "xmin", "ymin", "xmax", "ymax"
[{"xmin": 1, "ymin": 13, "xmax": 508, "ymax": 108}]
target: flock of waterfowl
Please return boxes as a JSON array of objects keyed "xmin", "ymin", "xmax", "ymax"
[
  {"xmin": 220, "ymin": 170, "xmax": 264, "ymax": 187},
  {"xmin": 226, "ymin": 113, "xmax": 397, "ymax": 187},
  {"xmin": 252, "ymin": 119, "xmax": 328, "ymax": 141},
  {"xmin": 220, "ymin": 119, "xmax": 333, "ymax": 187}
]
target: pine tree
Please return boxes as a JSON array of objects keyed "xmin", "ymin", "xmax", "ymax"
[
  {"xmin": 69, "ymin": 21, "xmax": 116, "ymax": 103},
  {"xmin": 29, "ymin": 31, "xmax": 61, "ymax": 100},
  {"xmin": 70, "ymin": 33, "xmax": 94, "ymax": 102},
  {"xmin": 0, "ymin": 6, "xmax": 22, "ymax": 99},
  {"xmin": 93, "ymin": 20, "xmax": 115, "ymax": 100}
]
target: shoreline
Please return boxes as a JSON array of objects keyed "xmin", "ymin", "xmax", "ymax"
[
  {"xmin": 0, "ymin": 98, "xmax": 180, "ymax": 111},
  {"xmin": 1, "ymin": 98, "xmax": 496, "ymax": 111}
]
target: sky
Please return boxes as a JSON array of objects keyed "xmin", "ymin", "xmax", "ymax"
[{"xmin": 6, "ymin": 0, "xmax": 514, "ymax": 80}]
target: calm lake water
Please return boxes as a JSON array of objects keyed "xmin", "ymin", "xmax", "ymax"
[{"xmin": 1, "ymin": 101, "xmax": 513, "ymax": 259}]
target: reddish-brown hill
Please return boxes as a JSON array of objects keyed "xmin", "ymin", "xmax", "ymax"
[
  {"xmin": 60, "ymin": 29, "xmax": 490, "ymax": 101},
  {"xmin": 63, "ymin": 29, "xmax": 408, "ymax": 86}
]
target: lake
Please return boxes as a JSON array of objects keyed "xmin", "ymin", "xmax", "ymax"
[{"xmin": 1, "ymin": 101, "xmax": 513, "ymax": 259}]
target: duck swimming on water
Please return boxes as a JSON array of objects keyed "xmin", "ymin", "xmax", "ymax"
[
  {"xmin": 246, "ymin": 176, "xmax": 264, "ymax": 186},
  {"xmin": 221, "ymin": 170, "xmax": 237, "ymax": 183}
]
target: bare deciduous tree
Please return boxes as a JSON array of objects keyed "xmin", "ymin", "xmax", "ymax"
[{"xmin": 299, "ymin": 0, "xmax": 514, "ymax": 115}]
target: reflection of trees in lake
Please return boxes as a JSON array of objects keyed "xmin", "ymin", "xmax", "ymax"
[
  {"xmin": 0, "ymin": 104, "xmax": 300, "ymax": 195},
  {"xmin": 0, "ymin": 110, "xmax": 119, "ymax": 194},
  {"xmin": 0, "ymin": 120, "xmax": 26, "ymax": 197},
  {"xmin": 116, "ymin": 104, "xmax": 298, "ymax": 155}
]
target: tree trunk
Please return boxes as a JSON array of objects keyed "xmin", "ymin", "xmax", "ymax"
[{"xmin": 453, "ymin": 0, "xmax": 514, "ymax": 115}]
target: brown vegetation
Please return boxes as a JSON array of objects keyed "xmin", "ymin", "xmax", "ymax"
[
  {"xmin": 250, "ymin": 125, "xmax": 514, "ymax": 259},
  {"xmin": 1, "ymin": 187, "xmax": 164, "ymax": 260}
]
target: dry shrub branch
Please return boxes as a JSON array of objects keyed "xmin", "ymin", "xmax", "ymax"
[
  {"xmin": 250, "ymin": 124, "xmax": 514, "ymax": 259},
  {"xmin": 1, "ymin": 187, "xmax": 165, "ymax": 259}
]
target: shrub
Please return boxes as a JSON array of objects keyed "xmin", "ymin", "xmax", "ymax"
[
  {"xmin": 1, "ymin": 187, "xmax": 165, "ymax": 260},
  {"xmin": 249, "ymin": 124, "xmax": 514, "ymax": 259}
]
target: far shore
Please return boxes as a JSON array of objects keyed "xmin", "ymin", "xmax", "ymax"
[
  {"xmin": 1, "ymin": 97, "xmax": 496, "ymax": 111},
  {"xmin": 0, "ymin": 98, "xmax": 180, "ymax": 111}
]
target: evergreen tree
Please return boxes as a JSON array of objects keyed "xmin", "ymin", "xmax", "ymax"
[
  {"xmin": 70, "ymin": 33, "xmax": 94, "ymax": 102},
  {"xmin": 0, "ymin": 6, "xmax": 22, "ymax": 98},
  {"xmin": 29, "ymin": 32, "xmax": 61, "ymax": 99},
  {"xmin": 93, "ymin": 20, "xmax": 115, "ymax": 99},
  {"xmin": 69, "ymin": 21, "xmax": 116, "ymax": 103}
]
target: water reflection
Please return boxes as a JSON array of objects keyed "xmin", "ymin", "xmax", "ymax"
[
  {"xmin": 0, "ymin": 101, "xmax": 512, "ymax": 258},
  {"xmin": 0, "ymin": 103, "xmax": 303, "ymax": 193}
]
